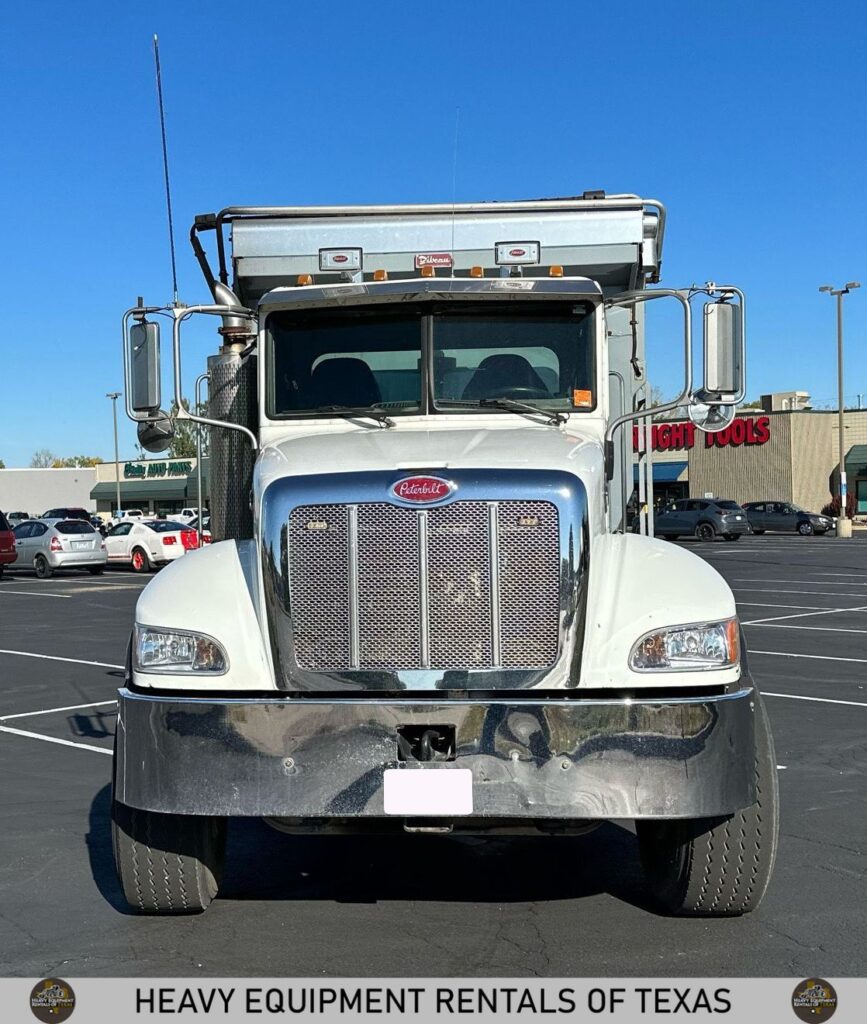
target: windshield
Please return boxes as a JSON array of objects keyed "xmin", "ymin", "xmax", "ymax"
[{"xmin": 266, "ymin": 302, "xmax": 595, "ymax": 418}]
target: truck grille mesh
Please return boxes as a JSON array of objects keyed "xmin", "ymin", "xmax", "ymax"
[{"xmin": 288, "ymin": 500, "xmax": 559, "ymax": 673}]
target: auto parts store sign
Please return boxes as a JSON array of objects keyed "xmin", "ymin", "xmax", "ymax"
[
  {"xmin": 124, "ymin": 461, "xmax": 193, "ymax": 478},
  {"xmin": 632, "ymin": 415, "xmax": 771, "ymax": 452}
]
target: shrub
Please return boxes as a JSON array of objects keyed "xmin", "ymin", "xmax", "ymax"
[{"xmin": 821, "ymin": 494, "xmax": 856, "ymax": 519}]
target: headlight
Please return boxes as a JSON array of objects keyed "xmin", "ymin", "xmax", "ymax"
[
  {"xmin": 630, "ymin": 618, "xmax": 739, "ymax": 672},
  {"xmin": 134, "ymin": 624, "xmax": 228, "ymax": 674}
]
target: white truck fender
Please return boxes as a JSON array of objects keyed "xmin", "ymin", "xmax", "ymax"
[{"xmin": 132, "ymin": 539, "xmax": 274, "ymax": 691}]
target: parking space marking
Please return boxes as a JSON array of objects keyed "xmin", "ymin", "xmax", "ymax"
[
  {"xmin": 744, "ymin": 622, "xmax": 867, "ymax": 634},
  {"xmin": 734, "ymin": 577, "xmax": 867, "ymax": 587},
  {"xmin": 0, "ymin": 699, "xmax": 118, "ymax": 722},
  {"xmin": 749, "ymin": 649, "xmax": 867, "ymax": 664},
  {"xmin": 762, "ymin": 691, "xmax": 867, "ymax": 709},
  {"xmin": 741, "ymin": 604, "xmax": 867, "ymax": 625},
  {"xmin": 737, "ymin": 602, "xmax": 834, "ymax": 611},
  {"xmin": 0, "ymin": 724, "xmax": 112, "ymax": 755},
  {"xmin": 0, "ymin": 650, "xmax": 124, "ymax": 669},
  {"xmin": 0, "ymin": 589, "xmax": 70, "ymax": 599},
  {"xmin": 733, "ymin": 587, "xmax": 867, "ymax": 598}
]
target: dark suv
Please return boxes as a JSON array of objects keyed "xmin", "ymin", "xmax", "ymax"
[
  {"xmin": 42, "ymin": 507, "xmax": 92, "ymax": 522},
  {"xmin": 654, "ymin": 498, "xmax": 750, "ymax": 542},
  {"xmin": 741, "ymin": 502, "xmax": 832, "ymax": 536}
]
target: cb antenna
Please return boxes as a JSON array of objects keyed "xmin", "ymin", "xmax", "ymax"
[
  {"xmin": 153, "ymin": 34, "xmax": 179, "ymax": 304},
  {"xmin": 449, "ymin": 106, "xmax": 460, "ymax": 277}
]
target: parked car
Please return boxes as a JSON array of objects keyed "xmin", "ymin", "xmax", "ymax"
[
  {"xmin": 103, "ymin": 519, "xmax": 200, "ymax": 572},
  {"xmin": 167, "ymin": 507, "xmax": 200, "ymax": 526},
  {"xmin": 41, "ymin": 506, "xmax": 93, "ymax": 523},
  {"xmin": 187, "ymin": 514, "xmax": 212, "ymax": 543},
  {"xmin": 11, "ymin": 519, "xmax": 107, "ymax": 578},
  {"xmin": 0, "ymin": 510, "xmax": 17, "ymax": 578},
  {"xmin": 741, "ymin": 501, "xmax": 833, "ymax": 536},
  {"xmin": 6, "ymin": 511, "xmax": 32, "ymax": 525},
  {"xmin": 90, "ymin": 515, "xmax": 108, "ymax": 536},
  {"xmin": 654, "ymin": 498, "xmax": 750, "ymax": 542}
]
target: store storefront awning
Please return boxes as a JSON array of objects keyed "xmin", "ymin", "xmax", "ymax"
[
  {"xmin": 633, "ymin": 460, "xmax": 688, "ymax": 483},
  {"xmin": 90, "ymin": 480, "xmax": 189, "ymax": 502},
  {"xmin": 844, "ymin": 445, "xmax": 867, "ymax": 476}
]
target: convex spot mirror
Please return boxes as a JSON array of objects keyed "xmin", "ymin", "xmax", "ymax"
[
  {"xmin": 129, "ymin": 321, "xmax": 161, "ymax": 415},
  {"xmin": 688, "ymin": 402, "xmax": 736, "ymax": 434},
  {"xmin": 701, "ymin": 301, "xmax": 743, "ymax": 401},
  {"xmin": 137, "ymin": 411, "xmax": 175, "ymax": 453}
]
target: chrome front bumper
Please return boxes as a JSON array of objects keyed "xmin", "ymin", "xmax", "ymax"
[{"xmin": 114, "ymin": 686, "xmax": 757, "ymax": 820}]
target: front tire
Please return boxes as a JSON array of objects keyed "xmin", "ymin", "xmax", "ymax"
[
  {"xmin": 752, "ymin": 529, "xmax": 765, "ymax": 535},
  {"xmin": 34, "ymin": 554, "xmax": 54, "ymax": 579},
  {"xmin": 111, "ymin": 799, "xmax": 226, "ymax": 914},
  {"xmin": 695, "ymin": 522, "xmax": 716, "ymax": 542},
  {"xmin": 89, "ymin": 565, "xmax": 105, "ymax": 575},
  {"xmin": 637, "ymin": 695, "xmax": 779, "ymax": 916},
  {"xmin": 798, "ymin": 522, "xmax": 814, "ymax": 536},
  {"xmin": 723, "ymin": 534, "xmax": 741, "ymax": 542}
]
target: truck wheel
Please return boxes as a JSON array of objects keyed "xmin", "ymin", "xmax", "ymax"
[
  {"xmin": 636, "ymin": 695, "xmax": 779, "ymax": 916},
  {"xmin": 111, "ymin": 799, "xmax": 226, "ymax": 914},
  {"xmin": 130, "ymin": 547, "xmax": 151, "ymax": 573},
  {"xmin": 34, "ymin": 554, "xmax": 54, "ymax": 579},
  {"xmin": 694, "ymin": 522, "xmax": 715, "ymax": 542}
]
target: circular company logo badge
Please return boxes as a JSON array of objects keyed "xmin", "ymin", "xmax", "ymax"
[
  {"xmin": 30, "ymin": 978, "xmax": 76, "ymax": 1022},
  {"xmin": 390, "ymin": 475, "xmax": 454, "ymax": 504},
  {"xmin": 791, "ymin": 979, "xmax": 837, "ymax": 1021}
]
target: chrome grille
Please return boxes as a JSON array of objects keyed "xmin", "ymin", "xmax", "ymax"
[{"xmin": 288, "ymin": 500, "xmax": 560, "ymax": 673}]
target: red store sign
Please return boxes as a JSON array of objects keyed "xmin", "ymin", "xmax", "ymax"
[{"xmin": 633, "ymin": 415, "xmax": 771, "ymax": 452}]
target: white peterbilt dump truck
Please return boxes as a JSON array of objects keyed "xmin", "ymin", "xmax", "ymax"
[{"xmin": 115, "ymin": 192, "xmax": 778, "ymax": 915}]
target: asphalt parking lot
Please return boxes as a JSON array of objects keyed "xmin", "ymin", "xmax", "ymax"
[{"xmin": 0, "ymin": 537, "xmax": 865, "ymax": 978}]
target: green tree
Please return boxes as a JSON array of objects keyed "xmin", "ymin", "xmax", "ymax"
[
  {"xmin": 51, "ymin": 455, "xmax": 105, "ymax": 468},
  {"xmin": 0, "ymin": 459, "xmax": 5, "ymax": 469},
  {"xmin": 31, "ymin": 449, "xmax": 55, "ymax": 468},
  {"xmin": 167, "ymin": 400, "xmax": 209, "ymax": 459}
]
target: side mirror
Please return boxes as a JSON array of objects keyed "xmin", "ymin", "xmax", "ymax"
[
  {"xmin": 137, "ymin": 412, "xmax": 175, "ymax": 453},
  {"xmin": 128, "ymin": 321, "xmax": 161, "ymax": 415},
  {"xmin": 701, "ymin": 301, "xmax": 743, "ymax": 401},
  {"xmin": 688, "ymin": 402, "xmax": 736, "ymax": 433}
]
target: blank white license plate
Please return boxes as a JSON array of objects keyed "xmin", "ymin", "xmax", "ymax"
[
  {"xmin": 72, "ymin": 542, "xmax": 91, "ymax": 550},
  {"xmin": 383, "ymin": 768, "xmax": 473, "ymax": 816}
]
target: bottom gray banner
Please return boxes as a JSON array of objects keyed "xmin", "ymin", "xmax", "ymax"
[{"xmin": 4, "ymin": 977, "xmax": 863, "ymax": 1024}]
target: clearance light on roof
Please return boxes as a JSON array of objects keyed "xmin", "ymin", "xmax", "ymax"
[
  {"xmin": 296, "ymin": 274, "xmax": 314, "ymax": 286},
  {"xmin": 469, "ymin": 266, "xmax": 484, "ymax": 278},
  {"xmin": 549, "ymin": 265, "xmax": 564, "ymax": 277},
  {"xmin": 419, "ymin": 264, "xmax": 436, "ymax": 278},
  {"xmin": 373, "ymin": 269, "xmax": 388, "ymax": 282},
  {"xmin": 319, "ymin": 247, "xmax": 362, "ymax": 272},
  {"xmin": 495, "ymin": 241, "xmax": 540, "ymax": 266}
]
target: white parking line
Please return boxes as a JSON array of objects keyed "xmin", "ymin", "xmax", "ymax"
[
  {"xmin": 0, "ymin": 725, "xmax": 112, "ymax": 755},
  {"xmin": 0, "ymin": 650, "xmax": 124, "ymax": 669},
  {"xmin": 0, "ymin": 700, "xmax": 118, "ymax": 722},
  {"xmin": 734, "ymin": 578, "xmax": 867, "ymax": 587},
  {"xmin": 0, "ymin": 590, "xmax": 70, "ymax": 599},
  {"xmin": 762, "ymin": 691, "xmax": 867, "ymax": 708},
  {"xmin": 745, "ymin": 622, "xmax": 867, "ymax": 634},
  {"xmin": 733, "ymin": 587, "xmax": 867, "ymax": 598},
  {"xmin": 737, "ymin": 602, "xmax": 834, "ymax": 611},
  {"xmin": 741, "ymin": 605, "xmax": 867, "ymax": 625},
  {"xmin": 750, "ymin": 649, "xmax": 867, "ymax": 664}
]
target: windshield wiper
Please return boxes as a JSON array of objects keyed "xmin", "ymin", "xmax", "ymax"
[
  {"xmin": 315, "ymin": 405, "xmax": 395, "ymax": 428},
  {"xmin": 439, "ymin": 398, "xmax": 566, "ymax": 426}
]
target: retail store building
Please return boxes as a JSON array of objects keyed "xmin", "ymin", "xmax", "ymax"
[{"xmin": 90, "ymin": 458, "xmax": 209, "ymax": 516}]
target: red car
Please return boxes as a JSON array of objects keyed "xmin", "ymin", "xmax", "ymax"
[{"xmin": 0, "ymin": 510, "xmax": 17, "ymax": 577}]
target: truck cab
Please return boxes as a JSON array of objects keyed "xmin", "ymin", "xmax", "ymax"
[{"xmin": 114, "ymin": 193, "xmax": 778, "ymax": 916}]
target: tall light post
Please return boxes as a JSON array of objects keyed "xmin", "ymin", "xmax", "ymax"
[
  {"xmin": 106, "ymin": 392, "xmax": 122, "ymax": 518},
  {"xmin": 820, "ymin": 282, "xmax": 860, "ymax": 537}
]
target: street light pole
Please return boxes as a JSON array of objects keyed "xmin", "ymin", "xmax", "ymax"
[
  {"xmin": 106, "ymin": 392, "xmax": 122, "ymax": 519},
  {"xmin": 820, "ymin": 282, "xmax": 861, "ymax": 537}
]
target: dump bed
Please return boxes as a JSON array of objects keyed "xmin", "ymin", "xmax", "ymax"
[{"xmin": 210, "ymin": 193, "xmax": 664, "ymax": 306}]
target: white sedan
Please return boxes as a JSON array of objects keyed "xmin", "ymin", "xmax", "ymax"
[{"xmin": 103, "ymin": 519, "xmax": 201, "ymax": 573}]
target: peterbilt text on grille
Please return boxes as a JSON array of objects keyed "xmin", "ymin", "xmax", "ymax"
[{"xmin": 116, "ymin": 193, "xmax": 777, "ymax": 915}]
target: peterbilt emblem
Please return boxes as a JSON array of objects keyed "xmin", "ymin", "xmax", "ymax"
[
  {"xmin": 509, "ymin": 248, "xmax": 526, "ymax": 257},
  {"xmin": 332, "ymin": 254, "xmax": 348, "ymax": 263},
  {"xmin": 391, "ymin": 476, "xmax": 454, "ymax": 503}
]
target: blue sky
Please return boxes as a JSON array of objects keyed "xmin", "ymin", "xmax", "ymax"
[{"xmin": 2, "ymin": 0, "xmax": 865, "ymax": 466}]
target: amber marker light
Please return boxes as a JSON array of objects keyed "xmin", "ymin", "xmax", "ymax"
[
  {"xmin": 469, "ymin": 266, "xmax": 484, "ymax": 278},
  {"xmin": 373, "ymin": 269, "xmax": 388, "ymax": 281}
]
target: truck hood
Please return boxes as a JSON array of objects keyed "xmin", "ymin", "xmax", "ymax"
[{"xmin": 256, "ymin": 423, "xmax": 604, "ymax": 494}]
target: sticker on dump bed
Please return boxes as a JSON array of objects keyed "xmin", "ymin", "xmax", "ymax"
[{"xmin": 383, "ymin": 767, "xmax": 473, "ymax": 815}]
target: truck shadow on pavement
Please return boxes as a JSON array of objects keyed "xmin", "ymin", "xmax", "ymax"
[{"xmin": 87, "ymin": 785, "xmax": 652, "ymax": 914}]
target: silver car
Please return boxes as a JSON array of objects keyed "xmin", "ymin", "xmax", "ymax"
[{"xmin": 12, "ymin": 519, "xmax": 107, "ymax": 578}]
